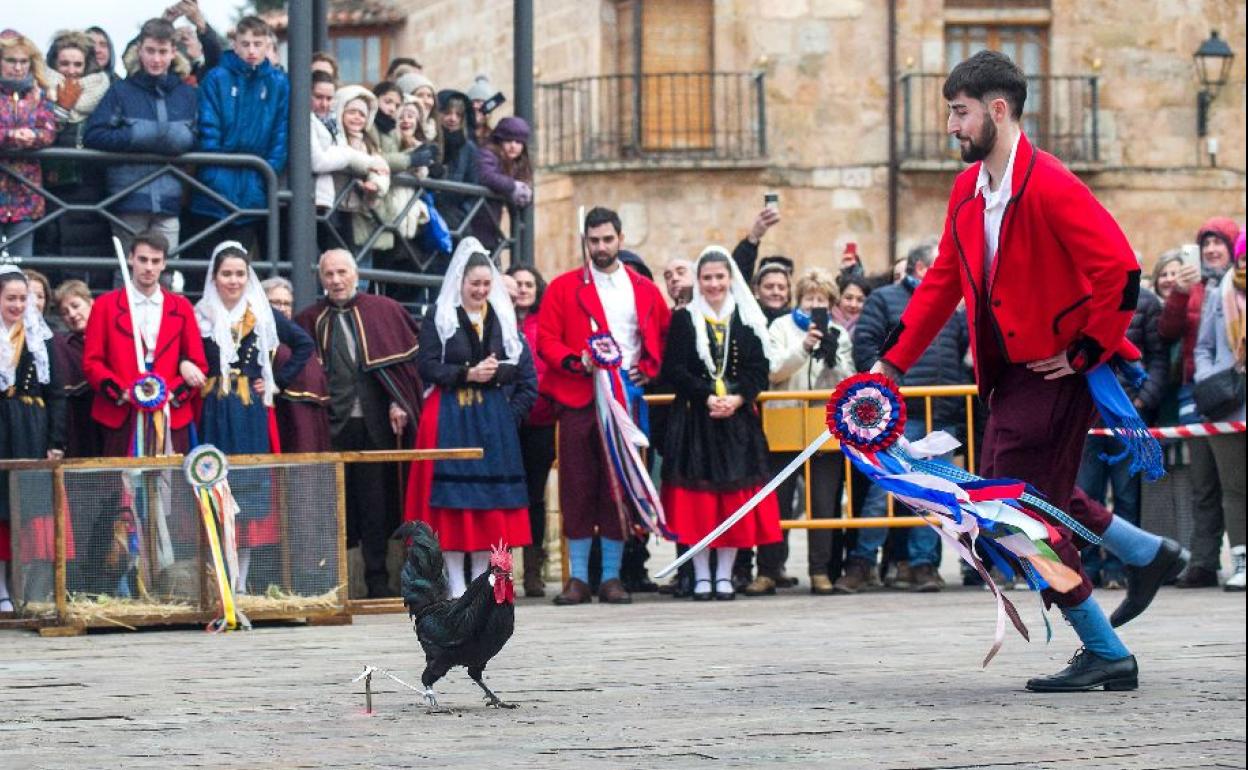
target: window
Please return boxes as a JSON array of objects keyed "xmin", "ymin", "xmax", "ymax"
[
  {"xmin": 945, "ymin": 24, "xmax": 1049, "ymax": 141},
  {"xmin": 331, "ymin": 32, "xmax": 389, "ymax": 86},
  {"xmin": 616, "ymin": 0, "xmax": 715, "ymax": 151}
]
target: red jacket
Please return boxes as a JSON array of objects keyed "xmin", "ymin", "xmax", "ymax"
[
  {"xmin": 881, "ymin": 133, "xmax": 1140, "ymax": 389},
  {"xmin": 82, "ymin": 288, "xmax": 208, "ymax": 430},
  {"xmin": 537, "ymin": 265, "xmax": 671, "ymax": 409},
  {"xmin": 1158, "ymin": 282, "xmax": 1206, "ymax": 385}
]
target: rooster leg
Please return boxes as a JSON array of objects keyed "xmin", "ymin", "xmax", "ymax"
[
  {"xmin": 421, "ymin": 687, "xmax": 442, "ymax": 711},
  {"xmin": 468, "ymin": 667, "xmax": 517, "ymax": 709}
]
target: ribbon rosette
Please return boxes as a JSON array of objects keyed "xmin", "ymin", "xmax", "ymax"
[
  {"xmin": 587, "ymin": 331, "xmax": 624, "ymax": 370},
  {"xmin": 826, "ymin": 373, "xmax": 906, "ymax": 453},
  {"xmin": 131, "ymin": 372, "xmax": 169, "ymax": 412}
]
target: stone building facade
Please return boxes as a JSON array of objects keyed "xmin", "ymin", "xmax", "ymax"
[{"xmin": 392, "ymin": 0, "xmax": 1245, "ymax": 278}]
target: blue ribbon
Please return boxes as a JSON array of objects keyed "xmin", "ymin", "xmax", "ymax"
[{"xmin": 1086, "ymin": 361, "xmax": 1165, "ymax": 483}]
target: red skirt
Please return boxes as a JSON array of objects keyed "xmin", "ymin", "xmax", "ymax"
[
  {"xmin": 403, "ymin": 388, "xmax": 531, "ymax": 552},
  {"xmin": 0, "ymin": 515, "xmax": 77, "ymax": 562},
  {"xmin": 661, "ymin": 485, "xmax": 782, "ymax": 548}
]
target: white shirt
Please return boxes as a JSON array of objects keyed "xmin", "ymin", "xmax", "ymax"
[
  {"xmin": 591, "ymin": 263, "xmax": 641, "ymax": 370},
  {"xmin": 128, "ymin": 287, "xmax": 164, "ymax": 361},
  {"xmin": 976, "ymin": 131, "xmax": 1021, "ymax": 285}
]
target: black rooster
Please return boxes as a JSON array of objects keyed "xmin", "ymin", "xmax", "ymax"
[{"xmin": 394, "ymin": 521, "xmax": 517, "ymax": 710}]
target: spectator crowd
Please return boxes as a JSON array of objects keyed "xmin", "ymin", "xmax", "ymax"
[{"xmin": 0, "ymin": 14, "xmax": 1243, "ymax": 616}]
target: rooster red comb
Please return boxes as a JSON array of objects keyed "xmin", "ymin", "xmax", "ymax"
[{"xmin": 490, "ymin": 542, "xmax": 513, "ymax": 572}]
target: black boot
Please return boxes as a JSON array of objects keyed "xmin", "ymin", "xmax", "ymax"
[
  {"xmin": 1025, "ymin": 648, "xmax": 1139, "ymax": 692},
  {"xmin": 1110, "ymin": 538, "xmax": 1188, "ymax": 627}
]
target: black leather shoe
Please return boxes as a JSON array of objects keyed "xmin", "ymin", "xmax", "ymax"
[
  {"xmin": 1025, "ymin": 648, "xmax": 1139, "ymax": 692},
  {"xmin": 1110, "ymin": 538, "xmax": 1188, "ymax": 627}
]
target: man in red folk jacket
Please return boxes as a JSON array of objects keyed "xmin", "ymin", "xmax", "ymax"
[
  {"xmin": 537, "ymin": 207, "xmax": 670, "ymax": 606},
  {"xmin": 874, "ymin": 51, "xmax": 1171, "ymax": 693},
  {"xmin": 83, "ymin": 231, "xmax": 207, "ymax": 456}
]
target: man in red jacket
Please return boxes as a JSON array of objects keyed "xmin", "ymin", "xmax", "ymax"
[
  {"xmin": 537, "ymin": 207, "xmax": 671, "ymax": 606},
  {"xmin": 873, "ymin": 51, "xmax": 1170, "ymax": 692},
  {"xmin": 83, "ymin": 231, "xmax": 207, "ymax": 456}
]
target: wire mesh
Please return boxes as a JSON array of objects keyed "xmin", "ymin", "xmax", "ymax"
[{"xmin": 4, "ymin": 460, "xmax": 343, "ymax": 624}]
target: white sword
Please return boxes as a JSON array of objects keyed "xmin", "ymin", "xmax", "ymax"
[{"xmin": 654, "ymin": 428, "xmax": 832, "ymax": 579}]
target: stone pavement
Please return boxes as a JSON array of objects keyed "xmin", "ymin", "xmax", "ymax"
[{"xmin": 1, "ymin": 583, "xmax": 1243, "ymax": 770}]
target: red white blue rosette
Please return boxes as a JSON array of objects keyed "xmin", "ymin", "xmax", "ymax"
[
  {"xmin": 587, "ymin": 331, "xmax": 623, "ymax": 369},
  {"xmin": 131, "ymin": 372, "xmax": 169, "ymax": 412},
  {"xmin": 826, "ymin": 373, "xmax": 907, "ymax": 453}
]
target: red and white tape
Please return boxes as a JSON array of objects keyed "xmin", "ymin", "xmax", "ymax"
[{"xmin": 1089, "ymin": 421, "xmax": 1246, "ymax": 439}]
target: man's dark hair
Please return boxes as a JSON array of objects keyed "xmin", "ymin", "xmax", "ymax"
[
  {"xmin": 130, "ymin": 230, "xmax": 170, "ymax": 257},
  {"xmin": 942, "ymin": 50, "xmax": 1027, "ymax": 121},
  {"xmin": 584, "ymin": 207, "xmax": 621, "ymax": 235},
  {"xmin": 905, "ymin": 242, "xmax": 937, "ymax": 276},
  {"xmin": 235, "ymin": 15, "xmax": 272, "ymax": 39},
  {"xmin": 311, "ymin": 70, "xmax": 335, "ymax": 87},
  {"xmin": 138, "ymin": 18, "xmax": 177, "ymax": 45},
  {"xmin": 386, "ymin": 57, "xmax": 421, "ymax": 77}
]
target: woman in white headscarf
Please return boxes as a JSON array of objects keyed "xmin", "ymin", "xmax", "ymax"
[
  {"xmin": 0, "ymin": 266, "xmax": 67, "ymax": 613},
  {"xmin": 659, "ymin": 246, "xmax": 782, "ymax": 601},
  {"xmin": 402, "ymin": 237, "xmax": 537, "ymax": 598},
  {"xmin": 192, "ymin": 242, "xmax": 315, "ymax": 593}
]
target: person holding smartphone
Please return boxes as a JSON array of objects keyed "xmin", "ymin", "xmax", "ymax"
[{"xmin": 752, "ymin": 267, "xmax": 854, "ymax": 596}]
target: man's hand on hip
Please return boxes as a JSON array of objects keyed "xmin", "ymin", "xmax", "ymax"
[{"xmin": 1026, "ymin": 352, "xmax": 1077, "ymax": 380}]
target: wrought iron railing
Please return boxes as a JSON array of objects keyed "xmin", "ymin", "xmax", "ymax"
[
  {"xmin": 537, "ymin": 71, "xmax": 767, "ymax": 170},
  {"xmin": 1, "ymin": 147, "xmax": 521, "ymax": 307},
  {"xmin": 899, "ymin": 73, "xmax": 1100, "ymax": 165}
]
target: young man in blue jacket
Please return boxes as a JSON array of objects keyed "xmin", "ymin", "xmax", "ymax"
[
  {"xmin": 84, "ymin": 18, "xmax": 197, "ymax": 253},
  {"xmin": 186, "ymin": 15, "xmax": 289, "ymax": 258}
]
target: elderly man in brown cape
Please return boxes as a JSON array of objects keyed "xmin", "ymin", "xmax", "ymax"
[{"xmin": 295, "ymin": 249, "xmax": 422, "ymax": 598}]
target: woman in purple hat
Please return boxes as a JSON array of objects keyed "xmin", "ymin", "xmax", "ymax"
[{"xmin": 474, "ymin": 115, "xmax": 533, "ymax": 252}]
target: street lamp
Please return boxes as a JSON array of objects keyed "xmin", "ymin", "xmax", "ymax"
[{"xmin": 1193, "ymin": 30, "xmax": 1234, "ymax": 137}]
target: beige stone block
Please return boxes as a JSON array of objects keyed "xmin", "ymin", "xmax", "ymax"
[
  {"xmin": 759, "ymin": 0, "xmax": 810, "ymax": 20},
  {"xmin": 811, "ymin": 168, "xmax": 843, "ymax": 188},
  {"xmin": 832, "ymin": 189, "xmax": 864, "ymax": 209},
  {"xmin": 841, "ymin": 167, "xmax": 873, "ymax": 189},
  {"xmin": 811, "ymin": 0, "xmax": 865, "ymax": 19}
]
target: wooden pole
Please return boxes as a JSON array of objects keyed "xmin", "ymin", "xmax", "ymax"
[
  {"xmin": 334, "ymin": 461, "xmax": 349, "ymax": 604},
  {"xmin": 52, "ymin": 465, "xmax": 67, "ymax": 623}
]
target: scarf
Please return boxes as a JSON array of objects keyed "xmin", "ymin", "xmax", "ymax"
[
  {"xmin": 374, "ymin": 110, "xmax": 396, "ymax": 135},
  {"xmin": 0, "ymin": 309, "xmax": 52, "ymax": 393},
  {"xmin": 194, "ymin": 242, "xmax": 280, "ymax": 406},
  {"xmin": 1223, "ymin": 267, "xmax": 1245, "ymax": 367},
  {"xmin": 831, "ymin": 306, "xmax": 859, "ymax": 336},
  {"xmin": 433, "ymin": 237, "xmax": 523, "ymax": 364},
  {"xmin": 0, "ymin": 73, "xmax": 33, "ymax": 96},
  {"xmin": 688, "ymin": 246, "xmax": 775, "ymax": 386}
]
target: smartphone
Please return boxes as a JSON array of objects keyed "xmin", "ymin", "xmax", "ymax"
[
  {"xmin": 764, "ymin": 192, "xmax": 779, "ymax": 213},
  {"xmin": 810, "ymin": 306, "xmax": 830, "ymax": 331},
  {"xmin": 1180, "ymin": 243, "xmax": 1201, "ymax": 269},
  {"xmin": 481, "ymin": 92, "xmax": 507, "ymax": 115}
]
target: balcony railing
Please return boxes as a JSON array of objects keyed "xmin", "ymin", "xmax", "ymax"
[
  {"xmin": 900, "ymin": 73, "xmax": 1100, "ymax": 166},
  {"xmin": 537, "ymin": 71, "xmax": 767, "ymax": 171}
]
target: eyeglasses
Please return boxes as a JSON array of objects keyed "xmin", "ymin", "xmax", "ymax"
[{"xmin": 269, "ymin": 299, "xmax": 293, "ymax": 308}]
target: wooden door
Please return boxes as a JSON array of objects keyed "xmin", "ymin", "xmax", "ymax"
[{"xmin": 640, "ymin": 0, "xmax": 714, "ymax": 151}]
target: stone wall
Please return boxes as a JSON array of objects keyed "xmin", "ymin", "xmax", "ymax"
[{"xmin": 392, "ymin": 0, "xmax": 1245, "ymax": 278}]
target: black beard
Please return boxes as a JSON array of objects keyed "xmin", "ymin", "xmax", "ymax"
[
  {"xmin": 590, "ymin": 252, "xmax": 617, "ymax": 270},
  {"xmin": 959, "ymin": 118, "xmax": 997, "ymax": 163}
]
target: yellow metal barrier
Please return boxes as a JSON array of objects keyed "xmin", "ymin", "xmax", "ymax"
[{"xmin": 639, "ymin": 384, "xmax": 980, "ymax": 530}]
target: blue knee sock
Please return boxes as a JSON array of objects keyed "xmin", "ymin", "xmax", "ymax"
[
  {"xmin": 1061, "ymin": 596, "xmax": 1131, "ymax": 660},
  {"xmin": 600, "ymin": 538, "xmax": 624, "ymax": 583},
  {"xmin": 568, "ymin": 538, "xmax": 592, "ymax": 583},
  {"xmin": 1100, "ymin": 516, "xmax": 1163, "ymax": 567}
]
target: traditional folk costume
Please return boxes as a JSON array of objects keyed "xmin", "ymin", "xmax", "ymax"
[
  {"xmin": 879, "ymin": 131, "xmax": 1177, "ymax": 689},
  {"xmin": 195, "ymin": 243, "xmax": 315, "ymax": 592},
  {"xmin": 0, "ymin": 268, "xmax": 68, "ymax": 593},
  {"xmin": 272, "ymin": 345, "xmax": 331, "ymax": 453},
  {"xmin": 51, "ymin": 330, "xmax": 103, "ymax": 459},
  {"xmin": 403, "ymin": 238, "xmax": 537, "ymax": 597},
  {"xmin": 294, "ymin": 286, "xmax": 422, "ymax": 598},
  {"xmin": 537, "ymin": 249, "xmax": 671, "ymax": 602},
  {"xmin": 659, "ymin": 248, "xmax": 781, "ymax": 599}
]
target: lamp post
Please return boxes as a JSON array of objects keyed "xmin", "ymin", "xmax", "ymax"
[{"xmin": 1193, "ymin": 30, "xmax": 1234, "ymax": 138}]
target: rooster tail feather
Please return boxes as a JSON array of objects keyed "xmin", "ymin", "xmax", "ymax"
[{"xmin": 393, "ymin": 521, "xmax": 448, "ymax": 615}]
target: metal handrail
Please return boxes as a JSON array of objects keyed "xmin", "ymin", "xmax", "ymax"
[
  {"xmin": 1, "ymin": 147, "xmax": 281, "ymax": 276},
  {"xmin": 537, "ymin": 71, "xmax": 767, "ymax": 169}
]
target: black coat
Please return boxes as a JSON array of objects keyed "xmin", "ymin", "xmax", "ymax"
[
  {"xmin": 416, "ymin": 304, "xmax": 537, "ymax": 422},
  {"xmin": 201, "ymin": 312, "xmax": 314, "ymax": 388},
  {"xmin": 853, "ymin": 278, "xmax": 972, "ymax": 430},
  {"xmin": 1120, "ymin": 288, "xmax": 1168, "ymax": 421},
  {"xmin": 659, "ymin": 308, "xmax": 772, "ymax": 491}
]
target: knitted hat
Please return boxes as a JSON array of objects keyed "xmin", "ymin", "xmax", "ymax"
[
  {"xmin": 396, "ymin": 71, "xmax": 434, "ymax": 96},
  {"xmin": 1197, "ymin": 216, "xmax": 1240, "ymax": 255},
  {"xmin": 465, "ymin": 73, "xmax": 496, "ymax": 102},
  {"xmin": 491, "ymin": 115, "xmax": 530, "ymax": 144}
]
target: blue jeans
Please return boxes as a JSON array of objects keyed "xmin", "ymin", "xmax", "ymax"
[
  {"xmin": 1077, "ymin": 434, "xmax": 1142, "ymax": 582},
  {"xmin": 849, "ymin": 421, "xmax": 946, "ymax": 567}
]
